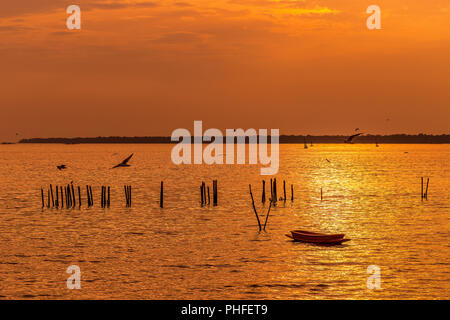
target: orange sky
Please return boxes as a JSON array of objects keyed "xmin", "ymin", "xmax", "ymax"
[{"xmin": 0, "ymin": 0, "xmax": 449, "ymax": 141}]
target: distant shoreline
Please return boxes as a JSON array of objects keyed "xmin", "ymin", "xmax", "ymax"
[{"xmin": 14, "ymin": 134, "xmax": 450, "ymax": 144}]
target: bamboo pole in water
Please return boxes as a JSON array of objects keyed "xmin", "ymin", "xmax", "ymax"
[
  {"xmin": 200, "ymin": 184, "xmax": 204, "ymax": 206},
  {"xmin": 207, "ymin": 186, "xmax": 210, "ymax": 205},
  {"xmin": 55, "ymin": 185, "xmax": 59, "ymax": 208},
  {"xmin": 66, "ymin": 185, "xmax": 70, "ymax": 207},
  {"xmin": 291, "ymin": 184, "xmax": 294, "ymax": 201},
  {"xmin": 71, "ymin": 184, "xmax": 75, "ymax": 208},
  {"xmin": 160, "ymin": 181, "xmax": 164, "ymax": 208},
  {"xmin": 425, "ymin": 178, "xmax": 429, "ymax": 199},
  {"xmin": 263, "ymin": 200, "xmax": 272, "ymax": 231},
  {"xmin": 202, "ymin": 182, "xmax": 206, "ymax": 205},
  {"xmin": 50, "ymin": 184, "xmax": 54, "ymax": 207},
  {"xmin": 213, "ymin": 180, "xmax": 218, "ymax": 206},
  {"xmin": 60, "ymin": 186, "xmax": 64, "ymax": 208},
  {"xmin": 46, "ymin": 189, "xmax": 50, "ymax": 208},
  {"xmin": 421, "ymin": 177, "xmax": 424, "ymax": 200},
  {"xmin": 89, "ymin": 186, "xmax": 93, "ymax": 207},
  {"xmin": 41, "ymin": 188, "xmax": 44, "ymax": 208},
  {"xmin": 249, "ymin": 184, "xmax": 262, "ymax": 231},
  {"xmin": 78, "ymin": 186, "xmax": 81, "ymax": 207},
  {"xmin": 273, "ymin": 178, "xmax": 277, "ymax": 202},
  {"xmin": 262, "ymin": 180, "xmax": 266, "ymax": 203},
  {"xmin": 283, "ymin": 180, "xmax": 286, "ymax": 202},
  {"xmin": 270, "ymin": 178, "xmax": 273, "ymax": 200},
  {"xmin": 107, "ymin": 186, "xmax": 110, "ymax": 208},
  {"xmin": 128, "ymin": 186, "xmax": 131, "ymax": 207}
]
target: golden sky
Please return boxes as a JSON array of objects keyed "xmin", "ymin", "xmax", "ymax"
[{"xmin": 0, "ymin": 0, "xmax": 449, "ymax": 140}]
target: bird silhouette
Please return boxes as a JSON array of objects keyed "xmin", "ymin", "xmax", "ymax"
[
  {"xmin": 57, "ymin": 164, "xmax": 67, "ymax": 170},
  {"xmin": 112, "ymin": 153, "xmax": 134, "ymax": 168},
  {"xmin": 344, "ymin": 133, "xmax": 363, "ymax": 144}
]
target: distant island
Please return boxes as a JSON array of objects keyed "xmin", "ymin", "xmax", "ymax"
[{"xmin": 16, "ymin": 134, "xmax": 450, "ymax": 144}]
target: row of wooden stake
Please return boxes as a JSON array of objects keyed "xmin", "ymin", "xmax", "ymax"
[
  {"xmin": 40, "ymin": 184, "xmax": 111, "ymax": 208},
  {"xmin": 200, "ymin": 180, "xmax": 218, "ymax": 206},
  {"xmin": 263, "ymin": 178, "xmax": 294, "ymax": 203}
]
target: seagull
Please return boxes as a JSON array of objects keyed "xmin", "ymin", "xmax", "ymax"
[
  {"xmin": 112, "ymin": 153, "xmax": 134, "ymax": 168},
  {"xmin": 326, "ymin": 158, "xmax": 331, "ymax": 163},
  {"xmin": 344, "ymin": 133, "xmax": 363, "ymax": 144},
  {"xmin": 57, "ymin": 164, "xmax": 67, "ymax": 170}
]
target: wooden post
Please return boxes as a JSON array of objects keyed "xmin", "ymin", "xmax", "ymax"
[
  {"xmin": 263, "ymin": 200, "xmax": 272, "ymax": 231},
  {"xmin": 50, "ymin": 184, "xmax": 54, "ymax": 207},
  {"xmin": 291, "ymin": 184, "xmax": 293, "ymax": 201},
  {"xmin": 207, "ymin": 186, "xmax": 210, "ymax": 205},
  {"xmin": 160, "ymin": 181, "xmax": 164, "ymax": 208},
  {"xmin": 107, "ymin": 186, "xmax": 110, "ymax": 208},
  {"xmin": 47, "ymin": 189, "xmax": 50, "ymax": 208},
  {"xmin": 60, "ymin": 186, "xmax": 64, "ymax": 208},
  {"xmin": 128, "ymin": 186, "xmax": 131, "ymax": 207},
  {"xmin": 213, "ymin": 180, "xmax": 218, "ymax": 206},
  {"xmin": 249, "ymin": 184, "xmax": 262, "ymax": 231},
  {"xmin": 41, "ymin": 188, "xmax": 44, "ymax": 208},
  {"xmin": 78, "ymin": 186, "xmax": 81, "ymax": 207},
  {"xmin": 273, "ymin": 178, "xmax": 277, "ymax": 202},
  {"xmin": 89, "ymin": 186, "xmax": 93, "ymax": 207},
  {"xmin": 262, "ymin": 180, "xmax": 266, "ymax": 203},
  {"xmin": 270, "ymin": 178, "xmax": 273, "ymax": 200},
  {"xmin": 202, "ymin": 182, "xmax": 206, "ymax": 205},
  {"xmin": 65, "ymin": 186, "xmax": 68, "ymax": 207},
  {"xmin": 71, "ymin": 184, "xmax": 75, "ymax": 208},
  {"xmin": 86, "ymin": 185, "xmax": 90, "ymax": 207},
  {"xmin": 283, "ymin": 180, "xmax": 286, "ymax": 202},
  {"xmin": 425, "ymin": 178, "xmax": 429, "ymax": 199},
  {"xmin": 66, "ymin": 185, "xmax": 70, "ymax": 207},
  {"xmin": 200, "ymin": 184, "xmax": 204, "ymax": 206},
  {"xmin": 55, "ymin": 185, "xmax": 59, "ymax": 208},
  {"xmin": 421, "ymin": 177, "xmax": 424, "ymax": 200},
  {"xmin": 101, "ymin": 186, "xmax": 104, "ymax": 208}
]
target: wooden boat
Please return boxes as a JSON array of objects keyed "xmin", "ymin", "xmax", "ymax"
[
  {"xmin": 291, "ymin": 229, "xmax": 343, "ymax": 237},
  {"xmin": 286, "ymin": 229, "xmax": 350, "ymax": 245},
  {"xmin": 285, "ymin": 233, "xmax": 351, "ymax": 245},
  {"xmin": 291, "ymin": 230, "xmax": 345, "ymax": 240}
]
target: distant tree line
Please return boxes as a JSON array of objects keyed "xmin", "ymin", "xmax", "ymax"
[{"xmin": 17, "ymin": 134, "xmax": 450, "ymax": 144}]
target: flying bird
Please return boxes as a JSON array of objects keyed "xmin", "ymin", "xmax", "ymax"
[
  {"xmin": 344, "ymin": 133, "xmax": 363, "ymax": 144},
  {"xmin": 112, "ymin": 153, "xmax": 134, "ymax": 168},
  {"xmin": 326, "ymin": 158, "xmax": 331, "ymax": 163},
  {"xmin": 57, "ymin": 164, "xmax": 67, "ymax": 170}
]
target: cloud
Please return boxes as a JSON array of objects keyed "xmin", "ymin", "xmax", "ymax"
[
  {"xmin": 0, "ymin": 0, "xmax": 159, "ymax": 18},
  {"xmin": 86, "ymin": 1, "xmax": 159, "ymax": 10},
  {"xmin": 0, "ymin": 24, "xmax": 32, "ymax": 32},
  {"xmin": 151, "ymin": 32, "xmax": 202, "ymax": 44}
]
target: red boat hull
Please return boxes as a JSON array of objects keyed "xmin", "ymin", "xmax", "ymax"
[
  {"xmin": 291, "ymin": 230, "xmax": 345, "ymax": 241},
  {"xmin": 286, "ymin": 230, "xmax": 351, "ymax": 245}
]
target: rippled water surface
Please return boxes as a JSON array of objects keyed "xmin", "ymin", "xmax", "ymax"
[{"xmin": 0, "ymin": 144, "xmax": 449, "ymax": 299}]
